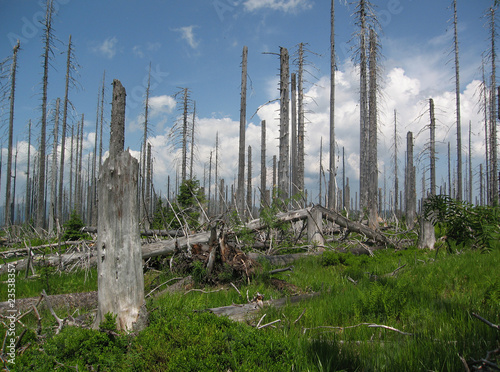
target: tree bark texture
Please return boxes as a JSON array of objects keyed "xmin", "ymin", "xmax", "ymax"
[
  {"xmin": 279, "ymin": 47, "xmax": 290, "ymax": 201},
  {"xmin": 95, "ymin": 79, "xmax": 146, "ymax": 332},
  {"xmin": 238, "ymin": 46, "xmax": 248, "ymax": 216}
]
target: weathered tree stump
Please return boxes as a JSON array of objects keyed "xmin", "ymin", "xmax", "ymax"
[{"xmin": 94, "ymin": 80, "xmax": 147, "ymax": 332}]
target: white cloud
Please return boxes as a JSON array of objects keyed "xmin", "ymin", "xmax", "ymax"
[
  {"xmin": 149, "ymin": 95, "xmax": 177, "ymax": 117},
  {"xmin": 92, "ymin": 36, "xmax": 118, "ymax": 59},
  {"xmin": 132, "ymin": 45, "xmax": 144, "ymax": 58},
  {"xmin": 243, "ymin": 0, "xmax": 312, "ymax": 12},
  {"xmin": 173, "ymin": 26, "xmax": 199, "ymax": 49}
]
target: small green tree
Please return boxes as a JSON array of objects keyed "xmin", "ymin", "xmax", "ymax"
[{"xmin": 62, "ymin": 210, "xmax": 89, "ymax": 241}]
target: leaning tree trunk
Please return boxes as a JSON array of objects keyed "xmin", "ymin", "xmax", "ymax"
[{"xmin": 94, "ymin": 79, "xmax": 147, "ymax": 332}]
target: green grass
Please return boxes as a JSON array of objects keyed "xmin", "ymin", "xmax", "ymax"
[{"xmin": 4, "ymin": 247, "xmax": 500, "ymax": 371}]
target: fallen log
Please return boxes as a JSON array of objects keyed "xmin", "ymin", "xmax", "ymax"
[
  {"xmin": 207, "ymin": 292, "xmax": 320, "ymax": 322},
  {"xmin": 83, "ymin": 227, "xmax": 184, "ymax": 237},
  {"xmin": 314, "ymin": 205, "xmax": 397, "ymax": 248}
]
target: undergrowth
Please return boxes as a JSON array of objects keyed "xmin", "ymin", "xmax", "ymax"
[{"xmin": 3, "ymin": 247, "xmax": 499, "ymax": 371}]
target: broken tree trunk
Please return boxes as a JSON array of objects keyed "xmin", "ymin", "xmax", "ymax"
[
  {"xmin": 307, "ymin": 207, "xmax": 325, "ymax": 246},
  {"xmin": 94, "ymin": 79, "xmax": 147, "ymax": 332}
]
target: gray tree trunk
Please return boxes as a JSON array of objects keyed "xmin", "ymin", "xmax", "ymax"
[
  {"xmin": 328, "ymin": 0, "xmax": 336, "ymax": 210},
  {"xmin": 489, "ymin": 7, "xmax": 498, "ymax": 206},
  {"xmin": 36, "ymin": 0, "xmax": 54, "ymax": 229},
  {"xmin": 453, "ymin": 0, "xmax": 463, "ymax": 201},
  {"xmin": 291, "ymin": 73, "xmax": 298, "ymax": 199},
  {"xmin": 69, "ymin": 125, "xmax": 74, "ymax": 213},
  {"xmin": 260, "ymin": 120, "xmax": 267, "ymax": 208},
  {"xmin": 5, "ymin": 40, "xmax": 20, "ymax": 226},
  {"xmin": 429, "ymin": 98, "xmax": 436, "ymax": 195},
  {"xmin": 25, "ymin": 120, "xmax": 32, "ymax": 223},
  {"xmin": 481, "ymin": 61, "xmax": 490, "ymax": 204},
  {"xmin": 58, "ymin": 35, "xmax": 73, "ymax": 222},
  {"xmin": 297, "ymin": 43, "xmax": 305, "ymax": 202},
  {"xmin": 367, "ymin": 27, "xmax": 379, "ymax": 229},
  {"xmin": 247, "ymin": 145, "xmax": 252, "ymax": 218},
  {"xmin": 358, "ymin": 0, "xmax": 369, "ymax": 212},
  {"xmin": 393, "ymin": 110, "xmax": 399, "ymax": 218},
  {"xmin": 190, "ymin": 101, "xmax": 196, "ymax": 180},
  {"xmin": 181, "ymin": 87, "xmax": 188, "ymax": 182},
  {"xmin": 405, "ymin": 131, "xmax": 416, "ymax": 229},
  {"xmin": 468, "ymin": 120, "xmax": 473, "ymax": 203},
  {"xmin": 278, "ymin": 47, "xmax": 290, "ymax": 201},
  {"xmin": 95, "ymin": 79, "xmax": 147, "ymax": 331},
  {"xmin": 48, "ymin": 98, "xmax": 60, "ymax": 234},
  {"xmin": 237, "ymin": 46, "xmax": 248, "ymax": 216}
]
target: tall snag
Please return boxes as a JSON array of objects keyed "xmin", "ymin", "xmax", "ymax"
[
  {"xmin": 278, "ymin": 46, "xmax": 290, "ymax": 202},
  {"xmin": 453, "ymin": 0, "xmax": 463, "ymax": 201},
  {"xmin": 95, "ymin": 79, "xmax": 147, "ymax": 332},
  {"xmin": 329, "ymin": 0, "xmax": 336, "ymax": 210},
  {"xmin": 237, "ymin": 46, "xmax": 248, "ymax": 216},
  {"xmin": 4, "ymin": 40, "xmax": 20, "ymax": 226}
]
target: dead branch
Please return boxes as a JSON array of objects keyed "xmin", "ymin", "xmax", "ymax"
[
  {"xmin": 268, "ymin": 266, "xmax": 294, "ymax": 275},
  {"xmin": 145, "ymin": 277, "xmax": 184, "ymax": 299},
  {"xmin": 183, "ymin": 288, "xmax": 227, "ymax": 296},
  {"xmin": 472, "ymin": 313, "xmax": 500, "ymax": 331},
  {"xmin": 42, "ymin": 290, "xmax": 65, "ymax": 334},
  {"xmin": 258, "ymin": 319, "xmax": 281, "ymax": 329},
  {"xmin": 302, "ymin": 322, "xmax": 413, "ymax": 336}
]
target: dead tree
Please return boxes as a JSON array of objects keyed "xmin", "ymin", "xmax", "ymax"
[
  {"xmin": 95, "ymin": 79, "xmax": 147, "ymax": 332},
  {"xmin": 329, "ymin": 0, "xmax": 336, "ymax": 210},
  {"xmin": 367, "ymin": 27, "xmax": 379, "ymax": 229},
  {"xmin": 48, "ymin": 98, "xmax": 60, "ymax": 234},
  {"xmin": 260, "ymin": 120, "xmax": 267, "ymax": 208},
  {"xmin": 405, "ymin": 131, "xmax": 416, "ymax": 229},
  {"xmin": 297, "ymin": 43, "xmax": 305, "ymax": 203},
  {"xmin": 291, "ymin": 73, "xmax": 298, "ymax": 199},
  {"xmin": 25, "ymin": 120, "xmax": 32, "ymax": 222},
  {"xmin": 141, "ymin": 63, "xmax": 151, "ymax": 223},
  {"xmin": 58, "ymin": 35, "xmax": 78, "ymax": 222},
  {"xmin": 453, "ymin": 0, "xmax": 463, "ymax": 201},
  {"xmin": 247, "ymin": 145, "xmax": 252, "ymax": 218},
  {"xmin": 237, "ymin": 46, "xmax": 248, "ymax": 216},
  {"xmin": 4, "ymin": 40, "xmax": 20, "ymax": 226},
  {"xmin": 278, "ymin": 46, "xmax": 290, "ymax": 201},
  {"xmin": 489, "ymin": 7, "xmax": 498, "ymax": 206},
  {"xmin": 36, "ymin": 0, "xmax": 55, "ymax": 229}
]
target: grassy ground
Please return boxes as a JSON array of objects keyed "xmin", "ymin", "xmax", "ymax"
[{"xmin": 2, "ymin": 245, "xmax": 499, "ymax": 371}]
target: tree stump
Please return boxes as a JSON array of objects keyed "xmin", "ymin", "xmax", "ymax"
[{"xmin": 94, "ymin": 80, "xmax": 147, "ymax": 331}]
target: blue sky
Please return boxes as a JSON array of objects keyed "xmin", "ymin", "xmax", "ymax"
[{"xmin": 0, "ymin": 0, "xmax": 497, "ymax": 212}]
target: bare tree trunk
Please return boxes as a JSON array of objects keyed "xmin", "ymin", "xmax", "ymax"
[
  {"xmin": 405, "ymin": 131, "xmax": 416, "ymax": 229},
  {"xmin": 297, "ymin": 43, "xmax": 305, "ymax": 202},
  {"xmin": 358, "ymin": 0, "xmax": 369, "ymax": 212},
  {"xmin": 25, "ymin": 120, "xmax": 32, "ymax": 223},
  {"xmin": 58, "ymin": 35, "xmax": 73, "ymax": 222},
  {"xmin": 481, "ymin": 61, "xmax": 490, "ymax": 204},
  {"xmin": 190, "ymin": 101, "xmax": 196, "ymax": 180},
  {"xmin": 489, "ymin": 7, "xmax": 498, "ymax": 206},
  {"xmin": 11, "ymin": 145, "xmax": 18, "ymax": 223},
  {"xmin": 367, "ymin": 27, "xmax": 379, "ymax": 229},
  {"xmin": 208, "ymin": 151, "xmax": 212, "ymax": 216},
  {"xmin": 181, "ymin": 88, "xmax": 189, "ymax": 182},
  {"xmin": 98, "ymin": 71, "xmax": 106, "ymax": 174},
  {"xmin": 69, "ymin": 125, "xmax": 74, "ymax": 213},
  {"xmin": 319, "ymin": 137, "xmax": 323, "ymax": 204},
  {"xmin": 247, "ymin": 145, "xmax": 252, "ymax": 218},
  {"xmin": 448, "ymin": 142, "xmax": 452, "ymax": 196},
  {"xmin": 237, "ymin": 46, "xmax": 248, "ymax": 216},
  {"xmin": 48, "ymin": 98, "xmax": 60, "ymax": 234},
  {"xmin": 145, "ymin": 143, "xmax": 152, "ymax": 228},
  {"xmin": 429, "ymin": 98, "xmax": 436, "ymax": 195},
  {"xmin": 36, "ymin": 0, "xmax": 55, "ymax": 230},
  {"xmin": 291, "ymin": 73, "xmax": 298, "ymax": 199},
  {"xmin": 95, "ymin": 79, "xmax": 146, "ymax": 332},
  {"xmin": 260, "ymin": 120, "xmax": 267, "ymax": 208},
  {"xmin": 278, "ymin": 46, "xmax": 290, "ymax": 201},
  {"xmin": 453, "ymin": 0, "xmax": 463, "ymax": 201},
  {"xmin": 91, "ymin": 88, "xmax": 100, "ymax": 226},
  {"xmin": 469, "ymin": 120, "xmax": 473, "ymax": 203},
  {"xmin": 76, "ymin": 114, "xmax": 84, "ymax": 216},
  {"xmin": 4, "ymin": 40, "xmax": 20, "ymax": 226},
  {"xmin": 328, "ymin": 0, "xmax": 336, "ymax": 210},
  {"xmin": 141, "ymin": 64, "xmax": 151, "ymax": 222},
  {"xmin": 393, "ymin": 110, "xmax": 399, "ymax": 217}
]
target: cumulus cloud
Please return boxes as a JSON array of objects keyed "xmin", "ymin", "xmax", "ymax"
[
  {"xmin": 92, "ymin": 36, "xmax": 118, "ymax": 59},
  {"xmin": 149, "ymin": 95, "xmax": 177, "ymax": 117}
]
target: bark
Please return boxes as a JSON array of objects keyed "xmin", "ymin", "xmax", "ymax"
[
  {"xmin": 329, "ymin": 0, "xmax": 336, "ymax": 210},
  {"xmin": 468, "ymin": 120, "xmax": 473, "ymax": 203},
  {"xmin": 482, "ymin": 61, "xmax": 490, "ymax": 204},
  {"xmin": 278, "ymin": 47, "xmax": 290, "ymax": 201},
  {"xmin": 48, "ymin": 98, "xmax": 60, "ymax": 234},
  {"xmin": 297, "ymin": 43, "xmax": 305, "ymax": 201},
  {"xmin": 453, "ymin": 0, "xmax": 463, "ymax": 201},
  {"xmin": 36, "ymin": 0, "xmax": 56, "ymax": 229},
  {"xmin": 358, "ymin": 0, "xmax": 369, "ymax": 212},
  {"xmin": 393, "ymin": 110, "xmax": 399, "ymax": 217},
  {"xmin": 190, "ymin": 101, "xmax": 196, "ymax": 179},
  {"xmin": 181, "ymin": 88, "xmax": 189, "ymax": 182},
  {"xmin": 98, "ymin": 71, "xmax": 106, "ymax": 174},
  {"xmin": 25, "ymin": 120, "xmax": 32, "ymax": 223},
  {"xmin": 141, "ymin": 64, "xmax": 151, "ymax": 222},
  {"xmin": 291, "ymin": 73, "xmax": 298, "ymax": 198},
  {"xmin": 261, "ymin": 120, "xmax": 267, "ymax": 208},
  {"xmin": 405, "ymin": 132, "xmax": 416, "ymax": 229},
  {"xmin": 367, "ymin": 27, "xmax": 378, "ymax": 229},
  {"xmin": 58, "ymin": 35, "xmax": 73, "ymax": 221},
  {"xmin": 95, "ymin": 79, "xmax": 146, "ymax": 332},
  {"xmin": 91, "ymin": 87, "xmax": 100, "ymax": 226},
  {"xmin": 489, "ymin": 7, "xmax": 498, "ymax": 206},
  {"xmin": 69, "ymin": 125, "xmax": 74, "ymax": 213},
  {"xmin": 5, "ymin": 40, "xmax": 20, "ymax": 226},
  {"xmin": 238, "ymin": 46, "xmax": 248, "ymax": 215},
  {"xmin": 429, "ymin": 99, "xmax": 436, "ymax": 195},
  {"xmin": 247, "ymin": 145, "xmax": 252, "ymax": 218}
]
